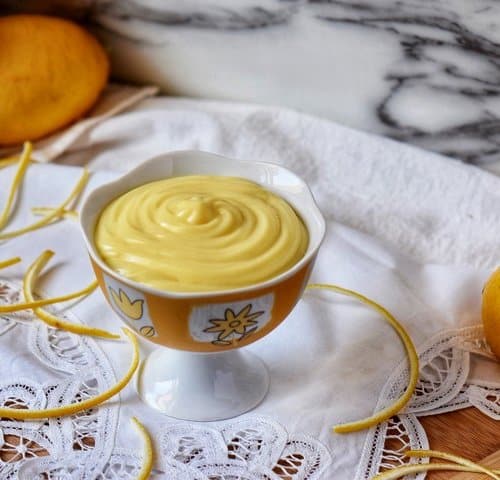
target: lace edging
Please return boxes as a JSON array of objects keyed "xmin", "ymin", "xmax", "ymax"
[{"xmin": 357, "ymin": 324, "xmax": 500, "ymax": 478}]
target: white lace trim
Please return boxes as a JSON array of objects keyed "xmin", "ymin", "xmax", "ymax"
[
  {"xmin": 0, "ymin": 279, "xmax": 333, "ymax": 479},
  {"xmin": 355, "ymin": 414, "xmax": 428, "ymax": 480},
  {"xmin": 1, "ymin": 278, "xmax": 498, "ymax": 479},
  {"xmin": 356, "ymin": 324, "xmax": 500, "ymax": 478},
  {"xmin": 17, "ymin": 450, "xmax": 144, "ymax": 480},
  {"xmin": 159, "ymin": 417, "xmax": 332, "ymax": 479},
  {"xmin": 16, "ymin": 419, "xmax": 333, "ymax": 480},
  {"xmin": 0, "ymin": 279, "xmax": 119, "ymax": 480}
]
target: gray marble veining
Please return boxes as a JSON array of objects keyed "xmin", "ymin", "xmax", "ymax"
[
  {"xmin": 313, "ymin": 1, "xmax": 500, "ymax": 165},
  {"xmin": 2, "ymin": 0, "xmax": 500, "ymax": 167}
]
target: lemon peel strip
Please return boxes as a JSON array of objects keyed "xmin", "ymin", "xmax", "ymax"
[
  {"xmin": 306, "ymin": 283, "xmax": 419, "ymax": 434},
  {"xmin": 23, "ymin": 250, "xmax": 119, "ymax": 339},
  {"xmin": 131, "ymin": 417, "xmax": 154, "ymax": 480},
  {"xmin": 0, "ymin": 167, "xmax": 89, "ymax": 241},
  {"xmin": 0, "ymin": 142, "xmax": 32, "ymax": 231},
  {"xmin": 0, "ymin": 327, "xmax": 137, "ymax": 419},
  {"xmin": 0, "ymin": 281, "xmax": 98, "ymax": 313},
  {"xmin": 405, "ymin": 449, "xmax": 500, "ymax": 479},
  {"xmin": 0, "ymin": 257, "xmax": 21, "ymax": 270},
  {"xmin": 31, "ymin": 207, "xmax": 78, "ymax": 219},
  {"xmin": 0, "ymin": 155, "xmax": 21, "ymax": 169},
  {"xmin": 372, "ymin": 463, "xmax": 497, "ymax": 479}
]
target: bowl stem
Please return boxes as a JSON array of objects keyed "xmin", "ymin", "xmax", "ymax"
[{"xmin": 136, "ymin": 347, "xmax": 269, "ymax": 421}]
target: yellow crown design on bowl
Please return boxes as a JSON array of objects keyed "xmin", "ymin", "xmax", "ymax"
[{"xmin": 109, "ymin": 287, "xmax": 144, "ymax": 320}]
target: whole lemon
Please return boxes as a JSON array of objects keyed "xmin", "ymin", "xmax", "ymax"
[
  {"xmin": 0, "ymin": 15, "xmax": 109, "ymax": 145},
  {"xmin": 482, "ymin": 267, "xmax": 500, "ymax": 360}
]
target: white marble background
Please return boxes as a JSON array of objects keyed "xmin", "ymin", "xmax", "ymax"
[{"xmin": 3, "ymin": 0, "xmax": 500, "ymax": 168}]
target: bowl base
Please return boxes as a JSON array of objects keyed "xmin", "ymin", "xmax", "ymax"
[{"xmin": 136, "ymin": 347, "xmax": 269, "ymax": 421}]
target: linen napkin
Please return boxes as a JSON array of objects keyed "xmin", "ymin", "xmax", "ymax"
[
  {"xmin": 43, "ymin": 96, "xmax": 500, "ymax": 271},
  {"xmin": 0, "ymin": 84, "xmax": 158, "ymax": 162},
  {"xmin": 0, "ymin": 158, "xmax": 499, "ymax": 479},
  {"xmin": 1, "ymin": 97, "xmax": 500, "ymax": 478}
]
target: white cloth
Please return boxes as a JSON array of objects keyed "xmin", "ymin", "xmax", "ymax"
[
  {"xmin": 53, "ymin": 97, "xmax": 500, "ymax": 271},
  {"xmin": 0, "ymin": 98, "xmax": 500, "ymax": 479},
  {"xmin": 0, "ymin": 84, "xmax": 158, "ymax": 162}
]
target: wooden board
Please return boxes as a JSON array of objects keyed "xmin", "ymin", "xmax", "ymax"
[{"xmin": 419, "ymin": 408, "xmax": 500, "ymax": 479}]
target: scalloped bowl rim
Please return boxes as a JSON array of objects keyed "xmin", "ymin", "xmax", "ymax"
[{"xmin": 80, "ymin": 150, "xmax": 326, "ymax": 299}]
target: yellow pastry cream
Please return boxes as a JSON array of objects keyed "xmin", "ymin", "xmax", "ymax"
[{"xmin": 94, "ymin": 175, "xmax": 309, "ymax": 292}]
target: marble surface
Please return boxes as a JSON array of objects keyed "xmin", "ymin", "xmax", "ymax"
[{"xmin": 3, "ymin": 0, "xmax": 500, "ymax": 169}]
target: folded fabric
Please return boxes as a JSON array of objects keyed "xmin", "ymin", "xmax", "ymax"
[
  {"xmin": 0, "ymin": 84, "xmax": 158, "ymax": 162},
  {"xmin": 46, "ymin": 96, "xmax": 500, "ymax": 272},
  {"xmin": 1, "ymin": 96, "xmax": 500, "ymax": 478},
  {"xmin": 0, "ymin": 159, "xmax": 498, "ymax": 479}
]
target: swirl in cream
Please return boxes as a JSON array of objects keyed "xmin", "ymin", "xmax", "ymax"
[{"xmin": 94, "ymin": 175, "xmax": 309, "ymax": 292}]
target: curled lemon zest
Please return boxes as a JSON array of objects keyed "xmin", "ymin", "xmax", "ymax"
[
  {"xmin": 31, "ymin": 207, "xmax": 78, "ymax": 219},
  {"xmin": 131, "ymin": 417, "xmax": 154, "ymax": 480},
  {"xmin": 0, "ymin": 142, "xmax": 32, "ymax": 231},
  {"xmin": 0, "ymin": 257, "xmax": 21, "ymax": 270},
  {"xmin": 0, "ymin": 155, "xmax": 21, "ymax": 169},
  {"xmin": 23, "ymin": 250, "xmax": 119, "ymax": 339},
  {"xmin": 405, "ymin": 450, "xmax": 500, "ymax": 480},
  {"xmin": 0, "ymin": 328, "xmax": 138, "ymax": 419},
  {"xmin": 0, "ymin": 281, "xmax": 98, "ymax": 313},
  {"xmin": 372, "ymin": 463, "xmax": 499, "ymax": 479},
  {"xmin": 0, "ymin": 167, "xmax": 89, "ymax": 241},
  {"xmin": 306, "ymin": 283, "xmax": 419, "ymax": 434}
]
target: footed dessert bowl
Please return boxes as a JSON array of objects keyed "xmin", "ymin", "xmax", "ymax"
[{"xmin": 80, "ymin": 150, "xmax": 325, "ymax": 421}]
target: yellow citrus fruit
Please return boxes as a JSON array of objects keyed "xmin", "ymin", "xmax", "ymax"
[
  {"xmin": 0, "ymin": 15, "xmax": 109, "ymax": 145},
  {"xmin": 482, "ymin": 267, "xmax": 500, "ymax": 360}
]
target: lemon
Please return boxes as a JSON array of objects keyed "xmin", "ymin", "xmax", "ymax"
[
  {"xmin": 482, "ymin": 267, "xmax": 500, "ymax": 360},
  {"xmin": 0, "ymin": 15, "xmax": 108, "ymax": 145}
]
